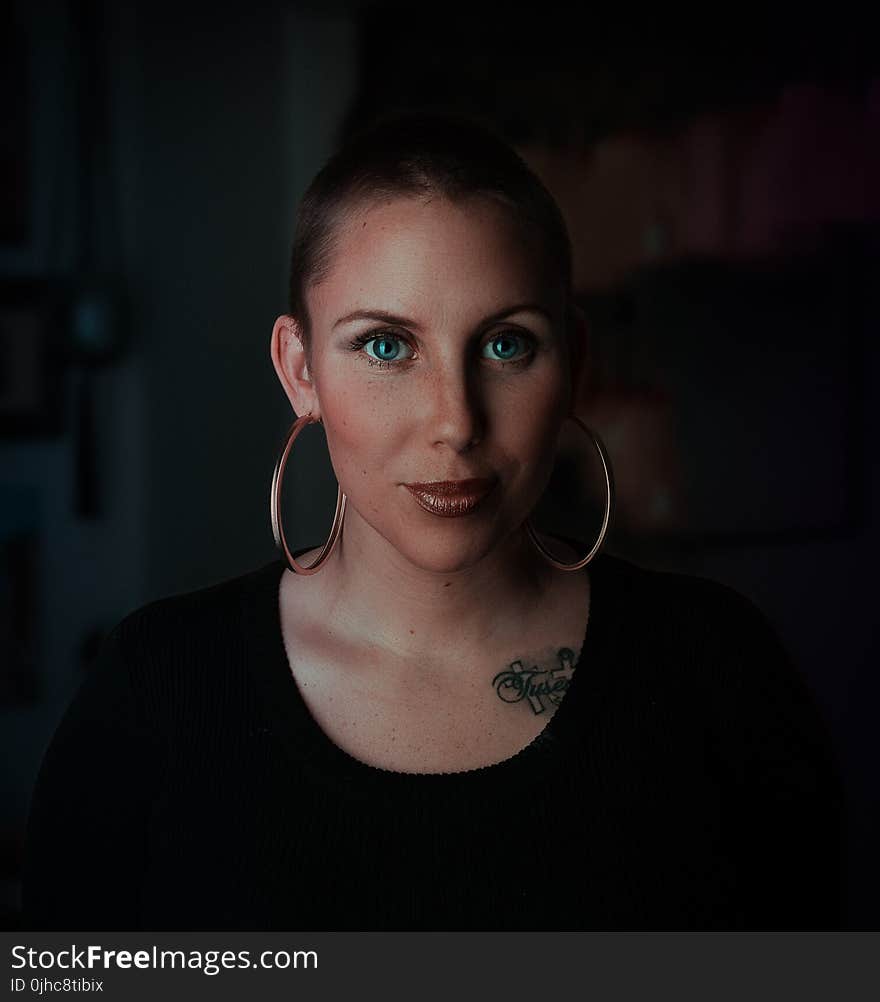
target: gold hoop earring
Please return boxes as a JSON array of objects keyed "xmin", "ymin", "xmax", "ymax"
[
  {"xmin": 525, "ymin": 413, "xmax": 615, "ymax": 571},
  {"xmin": 270, "ymin": 413, "xmax": 347, "ymax": 575}
]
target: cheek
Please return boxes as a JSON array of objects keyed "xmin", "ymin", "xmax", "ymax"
[
  {"xmin": 317, "ymin": 380, "xmax": 404, "ymax": 489},
  {"xmin": 496, "ymin": 371, "xmax": 567, "ymax": 446},
  {"xmin": 494, "ymin": 376, "xmax": 569, "ymax": 497},
  {"xmin": 315, "ymin": 358, "xmax": 568, "ymax": 491}
]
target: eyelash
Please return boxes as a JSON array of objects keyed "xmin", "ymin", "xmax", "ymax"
[{"xmin": 346, "ymin": 329, "xmax": 537, "ymax": 370}]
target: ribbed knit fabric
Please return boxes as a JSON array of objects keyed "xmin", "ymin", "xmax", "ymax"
[{"xmin": 21, "ymin": 547, "xmax": 844, "ymax": 931}]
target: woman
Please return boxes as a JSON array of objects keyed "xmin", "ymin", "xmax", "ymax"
[{"xmin": 22, "ymin": 111, "xmax": 843, "ymax": 931}]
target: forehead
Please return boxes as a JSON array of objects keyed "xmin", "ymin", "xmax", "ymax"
[{"xmin": 308, "ymin": 194, "xmax": 559, "ymax": 326}]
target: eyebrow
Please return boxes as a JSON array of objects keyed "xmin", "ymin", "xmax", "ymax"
[{"xmin": 332, "ymin": 303, "xmax": 553, "ymax": 332}]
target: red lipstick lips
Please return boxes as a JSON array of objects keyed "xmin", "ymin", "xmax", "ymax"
[{"xmin": 403, "ymin": 478, "xmax": 496, "ymax": 517}]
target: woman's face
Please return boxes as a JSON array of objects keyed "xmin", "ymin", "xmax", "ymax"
[{"xmin": 277, "ymin": 193, "xmax": 576, "ymax": 573}]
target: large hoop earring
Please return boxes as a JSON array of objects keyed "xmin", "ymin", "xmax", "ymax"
[
  {"xmin": 270, "ymin": 413, "xmax": 347, "ymax": 575},
  {"xmin": 525, "ymin": 413, "xmax": 615, "ymax": 571}
]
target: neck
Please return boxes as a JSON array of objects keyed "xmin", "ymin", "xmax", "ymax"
[{"xmin": 305, "ymin": 509, "xmax": 558, "ymax": 667}]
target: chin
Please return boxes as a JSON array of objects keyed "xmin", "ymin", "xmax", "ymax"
[
  {"xmin": 350, "ymin": 491, "xmax": 520, "ymax": 572},
  {"xmin": 389, "ymin": 520, "xmax": 515, "ymax": 575}
]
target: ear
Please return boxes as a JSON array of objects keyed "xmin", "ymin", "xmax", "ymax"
[
  {"xmin": 567, "ymin": 302, "xmax": 590, "ymax": 409},
  {"xmin": 270, "ymin": 314, "xmax": 320, "ymax": 419}
]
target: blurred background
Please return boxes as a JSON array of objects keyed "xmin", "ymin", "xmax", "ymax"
[{"xmin": 1, "ymin": 0, "xmax": 877, "ymax": 928}]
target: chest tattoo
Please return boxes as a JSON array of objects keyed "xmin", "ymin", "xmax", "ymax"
[{"xmin": 491, "ymin": 647, "xmax": 577, "ymax": 715}]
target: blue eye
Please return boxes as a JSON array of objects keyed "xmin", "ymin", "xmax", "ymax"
[
  {"xmin": 361, "ymin": 334, "xmax": 414, "ymax": 366},
  {"xmin": 348, "ymin": 328, "xmax": 535, "ymax": 370},
  {"xmin": 482, "ymin": 332, "xmax": 530, "ymax": 363}
]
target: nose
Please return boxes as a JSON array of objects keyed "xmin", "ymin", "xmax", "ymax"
[{"xmin": 426, "ymin": 363, "xmax": 486, "ymax": 452}]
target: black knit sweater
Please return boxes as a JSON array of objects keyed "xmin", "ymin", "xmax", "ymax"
[{"xmin": 21, "ymin": 549, "xmax": 844, "ymax": 930}]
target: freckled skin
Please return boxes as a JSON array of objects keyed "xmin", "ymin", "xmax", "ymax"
[
  {"xmin": 308, "ymin": 196, "xmax": 570, "ymax": 575},
  {"xmin": 270, "ymin": 193, "xmax": 589, "ymax": 682}
]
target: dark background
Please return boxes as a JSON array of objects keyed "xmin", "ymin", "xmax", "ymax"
[{"xmin": 1, "ymin": 0, "xmax": 877, "ymax": 929}]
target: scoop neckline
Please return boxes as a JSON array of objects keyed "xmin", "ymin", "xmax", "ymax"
[{"xmin": 245, "ymin": 537, "xmax": 621, "ymax": 795}]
